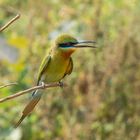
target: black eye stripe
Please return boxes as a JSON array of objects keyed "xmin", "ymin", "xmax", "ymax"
[{"xmin": 59, "ymin": 42, "xmax": 77, "ymax": 47}]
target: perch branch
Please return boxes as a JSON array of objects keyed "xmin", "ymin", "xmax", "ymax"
[
  {"xmin": 0, "ymin": 14, "xmax": 20, "ymax": 32},
  {"xmin": 0, "ymin": 82, "xmax": 18, "ymax": 89},
  {"xmin": 0, "ymin": 82, "xmax": 65, "ymax": 103}
]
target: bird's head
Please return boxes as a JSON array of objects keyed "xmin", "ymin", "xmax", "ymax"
[{"xmin": 54, "ymin": 34, "xmax": 96, "ymax": 57}]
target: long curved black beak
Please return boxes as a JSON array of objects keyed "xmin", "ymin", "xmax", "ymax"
[{"xmin": 74, "ymin": 41, "xmax": 96, "ymax": 48}]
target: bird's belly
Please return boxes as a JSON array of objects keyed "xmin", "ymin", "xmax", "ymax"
[{"xmin": 42, "ymin": 58, "xmax": 69, "ymax": 83}]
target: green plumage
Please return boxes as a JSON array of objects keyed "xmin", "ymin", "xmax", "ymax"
[{"xmin": 15, "ymin": 34, "xmax": 75, "ymax": 127}]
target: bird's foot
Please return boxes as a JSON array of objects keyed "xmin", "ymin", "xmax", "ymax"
[
  {"xmin": 59, "ymin": 81, "xmax": 64, "ymax": 88},
  {"xmin": 41, "ymin": 82, "xmax": 45, "ymax": 89}
]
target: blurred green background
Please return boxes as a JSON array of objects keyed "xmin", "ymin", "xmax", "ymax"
[{"xmin": 0, "ymin": 0, "xmax": 140, "ymax": 140}]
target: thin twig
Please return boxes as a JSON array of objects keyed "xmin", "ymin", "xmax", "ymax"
[
  {"xmin": 0, "ymin": 83, "xmax": 65, "ymax": 103},
  {"xmin": 0, "ymin": 14, "xmax": 20, "ymax": 32},
  {"xmin": 0, "ymin": 82, "xmax": 18, "ymax": 89}
]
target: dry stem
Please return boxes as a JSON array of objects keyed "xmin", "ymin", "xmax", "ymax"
[
  {"xmin": 0, "ymin": 14, "xmax": 20, "ymax": 32},
  {"xmin": 0, "ymin": 82, "xmax": 65, "ymax": 103},
  {"xmin": 0, "ymin": 82, "xmax": 18, "ymax": 89}
]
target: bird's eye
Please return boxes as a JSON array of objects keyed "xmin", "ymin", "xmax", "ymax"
[{"xmin": 65, "ymin": 42, "xmax": 71, "ymax": 46}]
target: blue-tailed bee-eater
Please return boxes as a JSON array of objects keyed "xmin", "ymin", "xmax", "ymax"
[{"xmin": 15, "ymin": 34, "xmax": 96, "ymax": 127}]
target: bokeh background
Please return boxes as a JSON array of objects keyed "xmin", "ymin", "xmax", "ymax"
[{"xmin": 0, "ymin": 0, "xmax": 140, "ymax": 140}]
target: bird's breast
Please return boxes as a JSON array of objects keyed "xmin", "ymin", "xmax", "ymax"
[{"xmin": 42, "ymin": 55, "xmax": 70, "ymax": 83}]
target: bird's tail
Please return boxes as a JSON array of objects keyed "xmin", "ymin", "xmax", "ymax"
[{"xmin": 14, "ymin": 90, "xmax": 42, "ymax": 128}]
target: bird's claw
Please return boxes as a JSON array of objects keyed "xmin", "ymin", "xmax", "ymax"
[
  {"xmin": 41, "ymin": 82, "xmax": 45, "ymax": 89},
  {"xmin": 59, "ymin": 81, "xmax": 64, "ymax": 88}
]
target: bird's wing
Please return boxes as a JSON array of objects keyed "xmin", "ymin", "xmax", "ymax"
[
  {"xmin": 37, "ymin": 54, "xmax": 51, "ymax": 85},
  {"xmin": 64, "ymin": 57, "xmax": 73, "ymax": 76}
]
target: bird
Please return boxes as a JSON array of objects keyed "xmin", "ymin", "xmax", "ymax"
[{"xmin": 15, "ymin": 34, "xmax": 96, "ymax": 127}]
